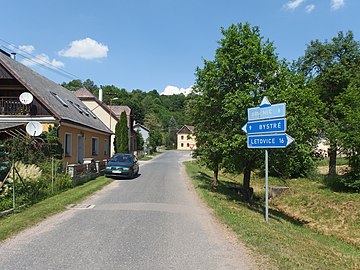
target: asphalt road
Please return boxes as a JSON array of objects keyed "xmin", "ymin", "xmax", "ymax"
[{"xmin": 0, "ymin": 150, "xmax": 257, "ymax": 270}]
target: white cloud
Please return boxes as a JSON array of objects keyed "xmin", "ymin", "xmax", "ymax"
[
  {"xmin": 161, "ymin": 85, "xmax": 193, "ymax": 96},
  {"xmin": 284, "ymin": 0, "xmax": 306, "ymax": 10},
  {"xmin": 18, "ymin": 45, "xmax": 35, "ymax": 54},
  {"xmin": 59, "ymin": 37, "xmax": 109, "ymax": 59},
  {"xmin": 305, "ymin": 4, "xmax": 315, "ymax": 12},
  {"xmin": 21, "ymin": 53, "xmax": 64, "ymax": 68},
  {"xmin": 331, "ymin": 0, "xmax": 345, "ymax": 10}
]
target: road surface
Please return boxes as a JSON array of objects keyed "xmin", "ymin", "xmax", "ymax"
[{"xmin": 0, "ymin": 150, "xmax": 257, "ymax": 270}]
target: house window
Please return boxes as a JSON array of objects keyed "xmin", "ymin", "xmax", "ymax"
[
  {"xmin": 104, "ymin": 139, "xmax": 108, "ymax": 156},
  {"xmin": 181, "ymin": 143, "xmax": 184, "ymax": 147},
  {"xmin": 187, "ymin": 143, "xmax": 190, "ymax": 147},
  {"xmin": 181, "ymin": 135, "xmax": 184, "ymax": 140},
  {"xmin": 64, "ymin": 133, "xmax": 72, "ymax": 156},
  {"xmin": 92, "ymin": 137, "xmax": 99, "ymax": 156}
]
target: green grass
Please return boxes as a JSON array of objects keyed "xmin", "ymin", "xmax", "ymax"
[
  {"xmin": 184, "ymin": 161, "xmax": 360, "ymax": 270},
  {"xmin": 316, "ymin": 157, "xmax": 348, "ymax": 166},
  {"xmin": 0, "ymin": 177, "xmax": 112, "ymax": 242}
]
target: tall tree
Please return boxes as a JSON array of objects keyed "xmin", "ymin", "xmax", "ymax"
[
  {"xmin": 334, "ymin": 73, "xmax": 360, "ymax": 190},
  {"xmin": 114, "ymin": 112, "xmax": 129, "ymax": 153},
  {"xmin": 191, "ymin": 23, "xmax": 322, "ymax": 198},
  {"xmin": 167, "ymin": 116, "xmax": 178, "ymax": 148},
  {"xmin": 192, "ymin": 23, "xmax": 284, "ymax": 195},
  {"xmin": 61, "ymin": 79, "xmax": 83, "ymax": 91},
  {"xmin": 297, "ymin": 31, "xmax": 360, "ymax": 176},
  {"xmin": 82, "ymin": 79, "xmax": 98, "ymax": 93}
]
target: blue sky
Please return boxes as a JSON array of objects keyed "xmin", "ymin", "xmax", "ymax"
[{"xmin": 0, "ymin": 0, "xmax": 359, "ymax": 95}]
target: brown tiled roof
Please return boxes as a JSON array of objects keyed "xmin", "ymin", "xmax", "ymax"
[
  {"xmin": 110, "ymin": 106, "xmax": 131, "ymax": 118},
  {"xmin": 74, "ymin": 88, "xmax": 95, "ymax": 98},
  {"xmin": 177, "ymin": 125, "xmax": 194, "ymax": 134}
]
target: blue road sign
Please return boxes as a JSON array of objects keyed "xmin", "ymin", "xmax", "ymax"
[
  {"xmin": 242, "ymin": 118, "xmax": 286, "ymax": 135},
  {"xmin": 247, "ymin": 133, "xmax": 294, "ymax": 149},
  {"xmin": 248, "ymin": 103, "xmax": 286, "ymax": 121}
]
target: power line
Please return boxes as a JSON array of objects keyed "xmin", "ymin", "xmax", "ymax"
[{"xmin": 0, "ymin": 38, "xmax": 82, "ymax": 81}]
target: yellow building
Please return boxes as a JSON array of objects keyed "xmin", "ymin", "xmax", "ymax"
[{"xmin": 177, "ymin": 125, "xmax": 196, "ymax": 150}]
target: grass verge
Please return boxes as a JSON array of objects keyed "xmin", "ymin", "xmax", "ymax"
[
  {"xmin": 184, "ymin": 161, "xmax": 360, "ymax": 270},
  {"xmin": 0, "ymin": 176, "xmax": 111, "ymax": 242}
]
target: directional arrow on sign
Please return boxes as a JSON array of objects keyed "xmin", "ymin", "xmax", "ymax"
[
  {"xmin": 247, "ymin": 133, "xmax": 294, "ymax": 149},
  {"xmin": 242, "ymin": 118, "xmax": 286, "ymax": 135}
]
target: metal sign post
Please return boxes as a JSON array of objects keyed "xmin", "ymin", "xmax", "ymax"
[
  {"xmin": 265, "ymin": 149, "xmax": 269, "ymax": 222},
  {"xmin": 243, "ymin": 97, "xmax": 294, "ymax": 222}
]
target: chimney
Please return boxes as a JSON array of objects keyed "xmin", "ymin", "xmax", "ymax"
[
  {"xmin": 99, "ymin": 88, "xmax": 103, "ymax": 102},
  {"xmin": 11, "ymin": 53, "xmax": 16, "ymax": 60}
]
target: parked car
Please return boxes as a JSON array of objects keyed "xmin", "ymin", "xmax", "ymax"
[{"xmin": 105, "ymin": 153, "xmax": 139, "ymax": 178}]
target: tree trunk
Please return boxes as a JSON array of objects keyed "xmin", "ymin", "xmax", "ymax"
[
  {"xmin": 211, "ymin": 164, "xmax": 219, "ymax": 188},
  {"xmin": 242, "ymin": 165, "xmax": 253, "ymax": 201},
  {"xmin": 328, "ymin": 142, "xmax": 337, "ymax": 177}
]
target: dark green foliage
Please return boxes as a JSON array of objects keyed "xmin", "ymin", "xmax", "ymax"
[
  {"xmin": 61, "ymin": 79, "xmax": 84, "ymax": 91},
  {"xmin": 4, "ymin": 135, "xmax": 46, "ymax": 164},
  {"xmin": 296, "ymin": 31, "xmax": 360, "ymax": 176},
  {"xmin": 135, "ymin": 130, "xmax": 144, "ymax": 151},
  {"xmin": 0, "ymin": 131, "xmax": 72, "ymax": 211},
  {"xmin": 166, "ymin": 116, "xmax": 178, "ymax": 148},
  {"xmin": 190, "ymin": 23, "xmax": 323, "ymax": 197},
  {"xmin": 332, "ymin": 73, "xmax": 360, "ymax": 190},
  {"xmin": 148, "ymin": 130, "xmax": 162, "ymax": 151},
  {"xmin": 41, "ymin": 126, "xmax": 63, "ymax": 159},
  {"xmin": 0, "ymin": 144, "xmax": 10, "ymax": 182},
  {"xmin": 191, "ymin": 23, "xmax": 284, "ymax": 192},
  {"xmin": 114, "ymin": 111, "xmax": 129, "ymax": 153}
]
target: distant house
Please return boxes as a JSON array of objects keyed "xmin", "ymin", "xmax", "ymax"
[
  {"xmin": 134, "ymin": 123, "xmax": 150, "ymax": 151},
  {"xmin": 177, "ymin": 125, "xmax": 196, "ymax": 150},
  {"xmin": 0, "ymin": 50, "xmax": 112, "ymax": 165},
  {"xmin": 74, "ymin": 88, "xmax": 136, "ymax": 155}
]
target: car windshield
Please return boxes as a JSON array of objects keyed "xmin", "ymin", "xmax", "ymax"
[{"xmin": 111, "ymin": 155, "xmax": 132, "ymax": 163}]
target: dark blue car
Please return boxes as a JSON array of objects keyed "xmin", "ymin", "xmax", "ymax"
[{"xmin": 105, "ymin": 154, "xmax": 139, "ymax": 178}]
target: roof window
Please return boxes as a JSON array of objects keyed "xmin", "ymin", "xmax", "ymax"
[
  {"xmin": 68, "ymin": 100, "xmax": 83, "ymax": 114},
  {"xmin": 51, "ymin": 92, "xmax": 68, "ymax": 107},
  {"xmin": 85, "ymin": 107, "xmax": 97, "ymax": 119}
]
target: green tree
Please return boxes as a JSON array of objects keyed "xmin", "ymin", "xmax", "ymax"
[
  {"xmin": 82, "ymin": 79, "xmax": 98, "ymax": 93},
  {"xmin": 135, "ymin": 130, "xmax": 144, "ymax": 151},
  {"xmin": 267, "ymin": 68, "xmax": 323, "ymax": 178},
  {"xmin": 167, "ymin": 116, "xmax": 178, "ymax": 148},
  {"xmin": 148, "ymin": 130, "xmax": 162, "ymax": 152},
  {"xmin": 192, "ymin": 23, "xmax": 322, "ymax": 198},
  {"xmin": 41, "ymin": 126, "xmax": 63, "ymax": 159},
  {"xmin": 296, "ymin": 31, "xmax": 360, "ymax": 176},
  {"xmin": 334, "ymin": 73, "xmax": 360, "ymax": 190},
  {"xmin": 61, "ymin": 79, "xmax": 83, "ymax": 91},
  {"xmin": 192, "ymin": 23, "xmax": 286, "ymax": 196},
  {"xmin": 144, "ymin": 112, "xmax": 162, "ymax": 132},
  {"xmin": 114, "ymin": 112, "xmax": 129, "ymax": 153}
]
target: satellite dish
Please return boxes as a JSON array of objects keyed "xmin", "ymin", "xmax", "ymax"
[
  {"xmin": 19, "ymin": 92, "xmax": 34, "ymax": 105},
  {"xmin": 26, "ymin": 121, "xmax": 43, "ymax": 136}
]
